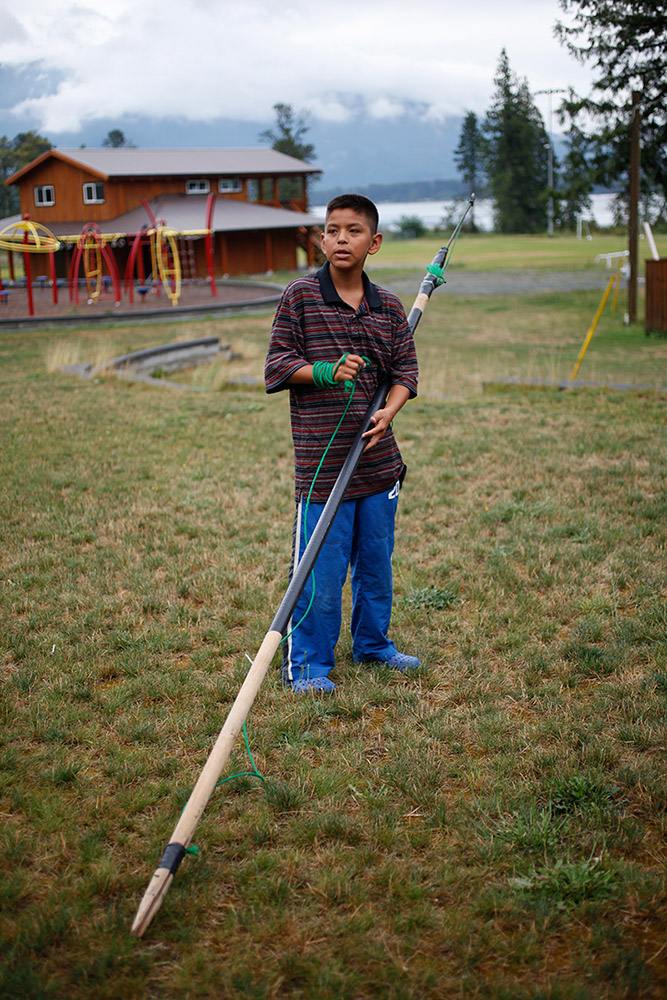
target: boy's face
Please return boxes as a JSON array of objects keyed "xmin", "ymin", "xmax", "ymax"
[{"xmin": 321, "ymin": 208, "xmax": 382, "ymax": 272}]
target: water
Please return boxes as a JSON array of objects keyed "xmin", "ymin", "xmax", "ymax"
[{"xmin": 313, "ymin": 192, "xmax": 617, "ymax": 232}]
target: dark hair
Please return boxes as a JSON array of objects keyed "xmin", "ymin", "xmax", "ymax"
[{"xmin": 325, "ymin": 193, "xmax": 379, "ymax": 234}]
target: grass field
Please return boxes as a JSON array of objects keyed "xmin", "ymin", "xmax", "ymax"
[
  {"xmin": 1, "ymin": 261, "xmax": 666, "ymax": 999},
  {"xmin": 374, "ymin": 230, "xmax": 667, "ymax": 272}
]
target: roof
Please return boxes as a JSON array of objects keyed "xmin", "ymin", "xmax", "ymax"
[
  {"xmin": 0, "ymin": 213, "xmax": 22, "ymax": 230},
  {"xmin": 46, "ymin": 195, "xmax": 324, "ymax": 239},
  {"xmin": 5, "ymin": 147, "xmax": 321, "ymax": 185}
]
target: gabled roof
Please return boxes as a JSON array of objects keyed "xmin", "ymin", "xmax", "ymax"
[
  {"xmin": 5, "ymin": 147, "xmax": 321, "ymax": 186},
  {"xmin": 45, "ymin": 194, "xmax": 324, "ymax": 239}
]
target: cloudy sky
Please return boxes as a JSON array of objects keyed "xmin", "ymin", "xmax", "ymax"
[{"xmin": 1, "ymin": 0, "xmax": 593, "ymax": 137}]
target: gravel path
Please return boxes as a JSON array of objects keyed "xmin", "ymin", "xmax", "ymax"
[{"xmin": 378, "ymin": 268, "xmax": 619, "ymax": 298}]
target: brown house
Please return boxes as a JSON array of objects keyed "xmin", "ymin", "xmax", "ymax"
[{"xmin": 4, "ymin": 147, "xmax": 323, "ymax": 277}]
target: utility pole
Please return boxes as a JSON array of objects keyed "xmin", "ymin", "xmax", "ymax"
[
  {"xmin": 628, "ymin": 90, "xmax": 641, "ymax": 324},
  {"xmin": 535, "ymin": 88, "xmax": 567, "ymax": 237}
]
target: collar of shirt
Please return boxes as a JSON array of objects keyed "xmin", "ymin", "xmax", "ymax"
[{"xmin": 316, "ymin": 261, "xmax": 383, "ymax": 311}]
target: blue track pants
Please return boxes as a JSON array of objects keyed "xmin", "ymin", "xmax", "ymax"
[{"xmin": 282, "ymin": 481, "xmax": 401, "ymax": 683}]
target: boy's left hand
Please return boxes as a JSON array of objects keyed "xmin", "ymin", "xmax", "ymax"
[
  {"xmin": 361, "ymin": 385, "xmax": 411, "ymax": 450},
  {"xmin": 362, "ymin": 408, "xmax": 392, "ymax": 450}
]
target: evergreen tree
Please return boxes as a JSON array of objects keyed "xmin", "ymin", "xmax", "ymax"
[
  {"xmin": 481, "ymin": 50, "xmax": 550, "ymax": 233},
  {"xmin": 556, "ymin": 0, "xmax": 667, "ymax": 224},
  {"xmin": 558, "ymin": 122, "xmax": 595, "ymax": 230},
  {"xmin": 0, "ymin": 131, "xmax": 51, "ymax": 218},
  {"xmin": 101, "ymin": 129, "xmax": 135, "ymax": 148},
  {"xmin": 453, "ymin": 111, "xmax": 483, "ymax": 230},
  {"xmin": 259, "ymin": 103, "xmax": 315, "ymax": 202}
]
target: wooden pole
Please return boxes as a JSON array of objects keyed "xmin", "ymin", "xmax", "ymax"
[
  {"xmin": 131, "ymin": 195, "xmax": 476, "ymax": 938},
  {"xmin": 131, "ymin": 376, "xmax": 389, "ymax": 938},
  {"xmin": 628, "ymin": 90, "xmax": 641, "ymax": 324}
]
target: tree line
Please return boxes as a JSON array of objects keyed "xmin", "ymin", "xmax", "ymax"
[{"xmin": 455, "ymin": 1, "xmax": 666, "ymax": 234}]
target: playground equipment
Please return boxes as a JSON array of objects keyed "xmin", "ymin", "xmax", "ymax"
[
  {"xmin": 570, "ymin": 252, "xmax": 626, "ymax": 380},
  {"xmin": 576, "ymin": 217, "xmax": 593, "ymax": 241},
  {"xmin": 122, "ymin": 196, "xmax": 216, "ymax": 307},
  {"xmin": 2, "ymin": 195, "xmax": 222, "ymax": 317},
  {"xmin": 151, "ymin": 225, "xmax": 182, "ymax": 307},
  {"xmin": 0, "ymin": 217, "xmax": 60, "ymax": 316},
  {"xmin": 68, "ymin": 223, "xmax": 122, "ymax": 306}
]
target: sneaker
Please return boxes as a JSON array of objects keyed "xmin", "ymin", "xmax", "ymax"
[{"xmin": 288, "ymin": 676, "xmax": 337, "ymax": 695}]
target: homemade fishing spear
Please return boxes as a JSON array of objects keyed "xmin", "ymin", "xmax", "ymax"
[{"xmin": 131, "ymin": 193, "xmax": 475, "ymax": 938}]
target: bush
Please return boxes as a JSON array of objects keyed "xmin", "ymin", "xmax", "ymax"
[{"xmin": 395, "ymin": 215, "xmax": 427, "ymax": 239}]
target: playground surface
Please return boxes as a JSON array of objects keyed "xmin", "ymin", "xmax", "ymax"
[{"xmin": 0, "ymin": 278, "xmax": 282, "ymax": 327}]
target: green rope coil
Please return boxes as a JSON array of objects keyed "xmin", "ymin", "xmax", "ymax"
[
  {"xmin": 312, "ymin": 354, "xmax": 372, "ymax": 393},
  {"xmin": 312, "ymin": 360, "xmax": 340, "ymax": 389}
]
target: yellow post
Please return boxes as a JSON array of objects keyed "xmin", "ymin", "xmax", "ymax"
[{"xmin": 570, "ymin": 274, "xmax": 616, "ymax": 381}]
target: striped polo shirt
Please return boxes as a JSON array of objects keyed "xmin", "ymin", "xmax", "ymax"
[{"xmin": 265, "ymin": 262, "xmax": 418, "ymax": 502}]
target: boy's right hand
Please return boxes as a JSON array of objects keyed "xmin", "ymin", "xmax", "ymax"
[{"xmin": 333, "ymin": 353, "xmax": 366, "ymax": 383}]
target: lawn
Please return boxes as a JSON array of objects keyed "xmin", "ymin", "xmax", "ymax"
[
  {"xmin": 1, "ymin": 268, "xmax": 666, "ymax": 999},
  {"xmin": 375, "ymin": 230, "xmax": 667, "ymax": 272}
]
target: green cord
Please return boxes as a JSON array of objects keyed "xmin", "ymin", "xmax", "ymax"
[
  {"xmin": 184, "ymin": 721, "xmax": 264, "ymax": 857},
  {"xmin": 214, "ymin": 721, "xmax": 265, "ymax": 787}
]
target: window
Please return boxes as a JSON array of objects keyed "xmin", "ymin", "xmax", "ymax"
[
  {"xmin": 83, "ymin": 182, "xmax": 105, "ymax": 204},
  {"xmin": 186, "ymin": 179, "xmax": 210, "ymax": 194},
  {"xmin": 246, "ymin": 179, "xmax": 259, "ymax": 203},
  {"xmin": 218, "ymin": 178, "xmax": 241, "ymax": 194},
  {"xmin": 34, "ymin": 185, "xmax": 55, "ymax": 207}
]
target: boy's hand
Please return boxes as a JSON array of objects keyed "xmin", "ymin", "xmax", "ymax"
[
  {"xmin": 362, "ymin": 384, "xmax": 411, "ymax": 450},
  {"xmin": 362, "ymin": 407, "xmax": 392, "ymax": 450},
  {"xmin": 333, "ymin": 353, "xmax": 366, "ymax": 383}
]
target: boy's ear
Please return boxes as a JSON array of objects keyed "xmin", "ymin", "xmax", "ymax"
[{"xmin": 367, "ymin": 231, "xmax": 383, "ymax": 255}]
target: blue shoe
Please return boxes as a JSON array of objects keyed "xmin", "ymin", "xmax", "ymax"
[
  {"xmin": 377, "ymin": 651, "xmax": 421, "ymax": 672},
  {"xmin": 385, "ymin": 652, "xmax": 420, "ymax": 672},
  {"xmin": 288, "ymin": 676, "xmax": 337, "ymax": 695}
]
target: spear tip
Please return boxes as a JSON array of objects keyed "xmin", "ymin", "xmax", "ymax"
[{"xmin": 131, "ymin": 867, "xmax": 174, "ymax": 938}]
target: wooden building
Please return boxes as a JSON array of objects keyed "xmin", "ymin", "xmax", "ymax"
[{"xmin": 4, "ymin": 147, "xmax": 323, "ymax": 276}]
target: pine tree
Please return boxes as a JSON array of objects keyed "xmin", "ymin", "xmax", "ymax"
[
  {"xmin": 481, "ymin": 50, "xmax": 549, "ymax": 233},
  {"xmin": 558, "ymin": 123, "xmax": 595, "ymax": 231},
  {"xmin": 453, "ymin": 111, "xmax": 483, "ymax": 231},
  {"xmin": 101, "ymin": 129, "xmax": 135, "ymax": 148},
  {"xmin": 259, "ymin": 103, "xmax": 315, "ymax": 202},
  {"xmin": 556, "ymin": 0, "xmax": 667, "ymax": 224}
]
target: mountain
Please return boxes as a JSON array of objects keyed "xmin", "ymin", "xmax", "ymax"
[
  {"xmin": 306, "ymin": 112, "xmax": 463, "ymax": 190},
  {"xmin": 0, "ymin": 106, "xmax": 465, "ymax": 193}
]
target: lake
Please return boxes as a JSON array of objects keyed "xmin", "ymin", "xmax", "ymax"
[{"xmin": 312, "ymin": 192, "xmax": 617, "ymax": 232}]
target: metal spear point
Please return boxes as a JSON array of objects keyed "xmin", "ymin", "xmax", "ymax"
[{"xmin": 130, "ymin": 195, "xmax": 475, "ymax": 937}]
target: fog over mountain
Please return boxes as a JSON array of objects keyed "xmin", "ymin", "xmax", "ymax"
[{"xmin": 0, "ymin": 101, "xmax": 465, "ymax": 193}]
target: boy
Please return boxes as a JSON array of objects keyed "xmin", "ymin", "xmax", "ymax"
[{"xmin": 264, "ymin": 194, "xmax": 419, "ymax": 694}]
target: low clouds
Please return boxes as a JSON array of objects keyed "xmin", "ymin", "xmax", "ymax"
[{"xmin": 1, "ymin": 0, "xmax": 593, "ymax": 134}]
